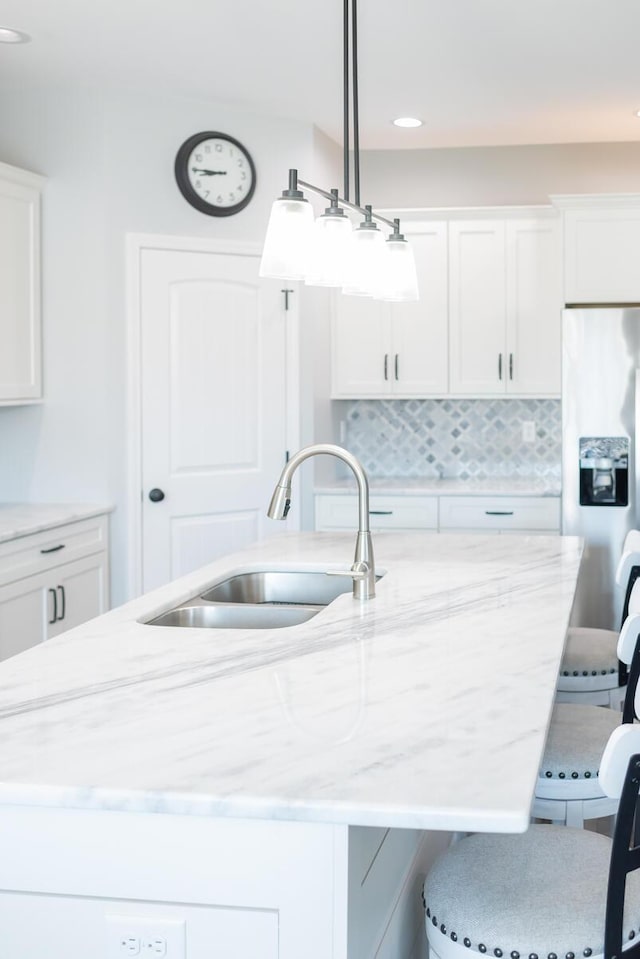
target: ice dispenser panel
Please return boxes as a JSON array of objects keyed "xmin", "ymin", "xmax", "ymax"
[{"xmin": 579, "ymin": 437, "xmax": 629, "ymax": 507}]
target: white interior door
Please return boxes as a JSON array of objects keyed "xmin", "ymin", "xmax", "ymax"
[{"xmin": 140, "ymin": 247, "xmax": 289, "ymax": 592}]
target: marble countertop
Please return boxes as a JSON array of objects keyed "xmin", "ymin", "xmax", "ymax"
[
  {"xmin": 315, "ymin": 477, "xmax": 561, "ymax": 496},
  {"xmin": 0, "ymin": 503, "xmax": 114, "ymax": 544},
  {"xmin": 0, "ymin": 531, "xmax": 581, "ymax": 833}
]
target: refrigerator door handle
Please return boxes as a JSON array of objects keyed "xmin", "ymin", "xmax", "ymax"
[{"xmin": 498, "ymin": 353, "xmax": 503, "ymax": 381}]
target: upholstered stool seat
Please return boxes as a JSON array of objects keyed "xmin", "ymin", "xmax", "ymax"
[
  {"xmin": 556, "ymin": 531, "xmax": 640, "ymax": 709},
  {"xmin": 423, "ymin": 826, "xmax": 640, "ymax": 959},
  {"xmin": 423, "ymin": 726, "xmax": 640, "ymax": 959},
  {"xmin": 532, "ymin": 703, "xmax": 622, "ymax": 824},
  {"xmin": 557, "ymin": 628, "xmax": 623, "ymax": 707}
]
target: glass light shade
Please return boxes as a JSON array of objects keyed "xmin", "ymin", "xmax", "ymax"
[
  {"xmin": 305, "ymin": 213, "xmax": 353, "ymax": 287},
  {"xmin": 342, "ymin": 226, "xmax": 386, "ymax": 296},
  {"xmin": 259, "ymin": 197, "xmax": 314, "ymax": 280},
  {"xmin": 376, "ymin": 237, "xmax": 420, "ymax": 302}
]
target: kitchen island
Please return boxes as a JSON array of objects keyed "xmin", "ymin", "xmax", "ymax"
[{"xmin": 0, "ymin": 532, "xmax": 582, "ymax": 959}]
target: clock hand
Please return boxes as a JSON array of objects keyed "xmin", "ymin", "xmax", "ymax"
[{"xmin": 191, "ymin": 168, "xmax": 228, "ymax": 176}]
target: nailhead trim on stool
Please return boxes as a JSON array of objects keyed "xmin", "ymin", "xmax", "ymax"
[{"xmin": 537, "ymin": 704, "xmax": 620, "ymax": 788}]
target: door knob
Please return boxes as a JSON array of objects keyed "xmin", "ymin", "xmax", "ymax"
[{"xmin": 148, "ymin": 488, "xmax": 165, "ymax": 502}]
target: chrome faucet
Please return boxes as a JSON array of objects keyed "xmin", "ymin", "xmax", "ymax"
[{"xmin": 267, "ymin": 444, "xmax": 376, "ymax": 600}]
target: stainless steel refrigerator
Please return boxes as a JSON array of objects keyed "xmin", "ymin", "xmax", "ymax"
[{"xmin": 563, "ymin": 306, "xmax": 640, "ymax": 629}]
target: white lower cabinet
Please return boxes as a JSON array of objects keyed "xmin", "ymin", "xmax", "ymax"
[
  {"xmin": 0, "ymin": 514, "xmax": 110, "ymax": 660},
  {"xmin": 438, "ymin": 495, "xmax": 560, "ymax": 533},
  {"xmin": 315, "ymin": 493, "xmax": 560, "ymax": 534},
  {"xmin": 316, "ymin": 494, "xmax": 438, "ymax": 531}
]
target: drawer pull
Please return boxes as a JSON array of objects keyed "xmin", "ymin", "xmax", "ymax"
[
  {"xmin": 40, "ymin": 544, "xmax": 65, "ymax": 554},
  {"xmin": 485, "ymin": 510, "xmax": 514, "ymax": 516},
  {"xmin": 369, "ymin": 510, "xmax": 393, "ymax": 516}
]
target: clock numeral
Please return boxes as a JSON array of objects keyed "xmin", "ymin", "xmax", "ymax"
[
  {"xmin": 195, "ymin": 152, "xmax": 203, "ymax": 162},
  {"xmin": 238, "ymin": 184, "xmax": 244, "ymax": 192},
  {"xmin": 204, "ymin": 144, "xmax": 211, "ymax": 153},
  {"xmin": 229, "ymin": 193, "xmax": 235, "ymax": 202},
  {"xmin": 215, "ymin": 143, "xmax": 223, "ymax": 153},
  {"xmin": 240, "ymin": 171, "xmax": 247, "ymax": 180},
  {"xmin": 204, "ymin": 190, "xmax": 210, "ymax": 198},
  {"xmin": 237, "ymin": 158, "xmax": 244, "ymax": 167},
  {"xmin": 217, "ymin": 195, "xmax": 223, "ymax": 203},
  {"xmin": 195, "ymin": 179, "xmax": 202, "ymax": 189}
]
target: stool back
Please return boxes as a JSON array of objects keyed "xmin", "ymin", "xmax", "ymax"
[
  {"xmin": 602, "ymin": 726, "xmax": 640, "ymax": 959},
  {"xmin": 618, "ymin": 583, "xmax": 640, "ymax": 723}
]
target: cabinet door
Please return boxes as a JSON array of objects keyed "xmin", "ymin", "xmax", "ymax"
[
  {"xmin": 0, "ymin": 573, "xmax": 48, "ymax": 661},
  {"xmin": 563, "ymin": 205, "xmax": 640, "ymax": 304},
  {"xmin": 390, "ymin": 225, "xmax": 448, "ymax": 395},
  {"xmin": 506, "ymin": 220, "xmax": 561, "ymax": 395},
  {"xmin": 449, "ymin": 222, "xmax": 506, "ymax": 394},
  {"xmin": 331, "ymin": 295, "xmax": 391, "ymax": 397},
  {"xmin": 0, "ymin": 165, "xmax": 42, "ymax": 404},
  {"xmin": 47, "ymin": 554, "xmax": 109, "ymax": 639}
]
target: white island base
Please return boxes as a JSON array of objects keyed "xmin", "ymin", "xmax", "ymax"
[
  {"xmin": 0, "ymin": 805, "xmax": 447, "ymax": 958},
  {"xmin": 0, "ymin": 532, "xmax": 582, "ymax": 958}
]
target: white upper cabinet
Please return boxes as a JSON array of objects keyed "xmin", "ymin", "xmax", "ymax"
[
  {"xmin": 449, "ymin": 221, "xmax": 506, "ymax": 394},
  {"xmin": 331, "ymin": 224, "xmax": 448, "ymax": 397},
  {"xmin": 449, "ymin": 215, "xmax": 561, "ymax": 396},
  {"xmin": 0, "ymin": 161, "xmax": 44, "ymax": 405},
  {"xmin": 553, "ymin": 195, "xmax": 640, "ymax": 304}
]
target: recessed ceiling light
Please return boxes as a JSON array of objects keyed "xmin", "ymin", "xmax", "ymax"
[
  {"xmin": 635, "ymin": 110, "xmax": 640, "ymax": 118},
  {"xmin": 392, "ymin": 117, "xmax": 423, "ymax": 128},
  {"xmin": 0, "ymin": 26, "xmax": 30, "ymax": 43}
]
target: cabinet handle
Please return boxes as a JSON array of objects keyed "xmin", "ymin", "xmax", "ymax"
[
  {"xmin": 41, "ymin": 544, "xmax": 65, "ymax": 555},
  {"xmin": 485, "ymin": 510, "xmax": 514, "ymax": 516},
  {"xmin": 369, "ymin": 510, "xmax": 393, "ymax": 516},
  {"xmin": 394, "ymin": 354, "xmax": 399, "ymax": 381},
  {"xmin": 48, "ymin": 588, "xmax": 57, "ymax": 625},
  {"xmin": 498, "ymin": 353, "xmax": 503, "ymax": 380},
  {"xmin": 509, "ymin": 353, "xmax": 514, "ymax": 380},
  {"xmin": 384, "ymin": 354, "xmax": 389, "ymax": 380},
  {"xmin": 57, "ymin": 585, "xmax": 66, "ymax": 622}
]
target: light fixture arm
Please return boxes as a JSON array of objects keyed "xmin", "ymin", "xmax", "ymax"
[{"xmin": 295, "ymin": 172, "xmax": 398, "ymax": 232}]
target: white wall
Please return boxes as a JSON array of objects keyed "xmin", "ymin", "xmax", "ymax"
[
  {"xmin": 361, "ymin": 141, "xmax": 640, "ymax": 208},
  {"xmin": 0, "ymin": 86, "xmax": 321, "ymax": 605}
]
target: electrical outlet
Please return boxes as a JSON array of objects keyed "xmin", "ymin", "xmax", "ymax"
[
  {"xmin": 106, "ymin": 917, "xmax": 185, "ymax": 959},
  {"xmin": 522, "ymin": 420, "xmax": 536, "ymax": 443}
]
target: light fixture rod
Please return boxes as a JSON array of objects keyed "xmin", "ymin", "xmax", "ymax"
[
  {"xmin": 351, "ymin": 0, "xmax": 360, "ymax": 206},
  {"xmin": 297, "ymin": 176, "xmax": 397, "ymax": 231},
  {"xmin": 343, "ymin": 0, "xmax": 350, "ymax": 202}
]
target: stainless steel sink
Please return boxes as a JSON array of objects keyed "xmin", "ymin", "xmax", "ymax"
[
  {"xmin": 199, "ymin": 569, "xmax": 354, "ymax": 606},
  {"xmin": 148, "ymin": 603, "xmax": 320, "ymax": 630},
  {"xmin": 144, "ymin": 567, "xmax": 384, "ymax": 630}
]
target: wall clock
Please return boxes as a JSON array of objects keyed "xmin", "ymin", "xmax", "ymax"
[{"xmin": 174, "ymin": 132, "xmax": 257, "ymax": 216}]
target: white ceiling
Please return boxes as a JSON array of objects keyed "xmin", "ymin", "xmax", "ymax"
[{"xmin": 2, "ymin": 0, "xmax": 640, "ymax": 150}]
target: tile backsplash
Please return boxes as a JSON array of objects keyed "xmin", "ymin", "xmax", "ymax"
[{"xmin": 343, "ymin": 398, "xmax": 561, "ymax": 479}]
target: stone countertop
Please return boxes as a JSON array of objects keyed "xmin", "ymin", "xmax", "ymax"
[
  {"xmin": 315, "ymin": 477, "xmax": 561, "ymax": 497},
  {"xmin": 0, "ymin": 531, "xmax": 581, "ymax": 833},
  {"xmin": 0, "ymin": 503, "xmax": 114, "ymax": 544}
]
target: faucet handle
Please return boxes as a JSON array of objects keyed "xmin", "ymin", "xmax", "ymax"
[{"xmin": 326, "ymin": 562, "xmax": 370, "ymax": 581}]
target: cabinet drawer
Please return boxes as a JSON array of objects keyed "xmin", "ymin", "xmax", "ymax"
[
  {"xmin": 315, "ymin": 494, "xmax": 438, "ymax": 531},
  {"xmin": 439, "ymin": 496, "xmax": 560, "ymax": 531},
  {"xmin": 0, "ymin": 516, "xmax": 109, "ymax": 587}
]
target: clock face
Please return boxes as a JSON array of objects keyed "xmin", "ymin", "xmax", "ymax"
[{"xmin": 174, "ymin": 132, "xmax": 256, "ymax": 216}]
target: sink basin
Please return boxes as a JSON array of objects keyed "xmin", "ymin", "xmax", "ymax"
[
  {"xmin": 199, "ymin": 569, "xmax": 354, "ymax": 606},
  {"xmin": 148, "ymin": 603, "xmax": 320, "ymax": 630},
  {"xmin": 144, "ymin": 566, "xmax": 385, "ymax": 630}
]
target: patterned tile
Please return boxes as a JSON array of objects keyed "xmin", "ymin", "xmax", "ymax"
[{"xmin": 343, "ymin": 399, "xmax": 561, "ymax": 479}]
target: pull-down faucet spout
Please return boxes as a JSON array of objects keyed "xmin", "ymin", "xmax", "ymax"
[{"xmin": 267, "ymin": 444, "xmax": 376, "ymax": 600}]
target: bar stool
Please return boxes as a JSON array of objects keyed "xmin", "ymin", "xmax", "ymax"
[
  {"xmin": 557, "ymin": 530, "xmax": 640, "ymax": 708},
  {"xmin": 533, "ymin": 603, "xmax": 640, "ymax": 828},
  {"xmin": 423, "ymin": 724, "xmax": 640, "ymax": 959}
]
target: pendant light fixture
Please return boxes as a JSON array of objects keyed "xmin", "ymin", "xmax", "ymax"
[{"xmin": 259, "ymin": 0, "xmax": 419, "ymax": 303}]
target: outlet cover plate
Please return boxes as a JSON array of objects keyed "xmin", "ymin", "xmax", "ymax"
[{"xmin": 106, "ymin": 916, "xmax": 185, "ymax": 959}]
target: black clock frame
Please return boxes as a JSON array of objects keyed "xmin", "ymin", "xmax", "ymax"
[{"xmin": 174, "ymin": 131, "xmax": 257, "ymax": 217}]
